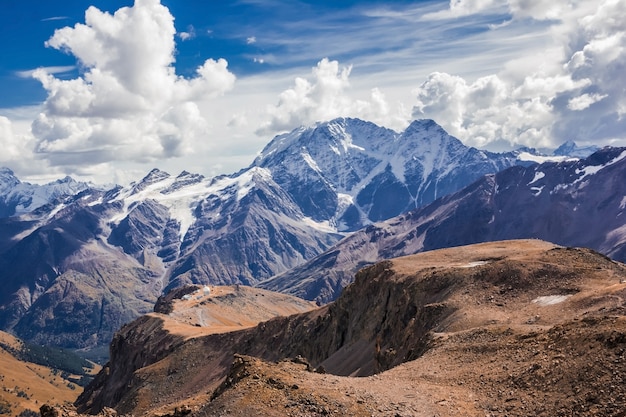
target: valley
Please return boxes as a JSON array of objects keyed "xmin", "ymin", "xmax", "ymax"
[{"xmin": 0, "ymin": 331, "xmax": 98, "ymax": 417}]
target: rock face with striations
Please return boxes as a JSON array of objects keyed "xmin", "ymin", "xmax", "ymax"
[{"xmin": 75, "ymin": 240, "xmax": 626, "ymax": 417}]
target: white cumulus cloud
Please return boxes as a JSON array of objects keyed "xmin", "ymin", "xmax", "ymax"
[
  {"xmin": 178, "ymin": 25, "xmax": 196, "ymax": 41},
  {"xmin": 32, "ymin": 0, "xmax": 235, "ymax": 169},
  {"xmin": 0, "ymin": 117, "xmax": 22, "ymax": 161},
  {"xmin": 257, "ymin": 58, "xmax": 409, "ymax": 135},
  {"xmin": 0, "ymin": 116, "xmax": 38, "ymax": 171},
  {"xmin": 413, "ymin": 72, "xmax": 555, "ymax": 148}
]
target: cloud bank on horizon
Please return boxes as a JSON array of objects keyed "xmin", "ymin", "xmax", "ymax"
[
  {"xmin": 0, "ymin": 0, "xmax": 624, "ymax": 183},
  {"xmin": 413, "ymin": 0, "xmax": 626, "ymax": 150}
]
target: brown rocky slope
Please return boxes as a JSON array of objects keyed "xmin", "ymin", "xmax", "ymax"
[
  {"xmin": 0, "ymin": 331, "xmax": 90, "ymax": 416},
  {"xmin": 74, "ymin": 239, "xmax": 626, "ymax": 416}
]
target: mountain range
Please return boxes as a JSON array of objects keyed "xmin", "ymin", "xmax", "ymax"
[
  {"xmin": 0, "ymin": 168, "xmax": 91, "ymax": 218},
  {"xmin": 259, "ymin": 146, "xmax": 626, "ymax": 303},
  {"xmin": 0, "ymin": 117, "xmax": 607, "ymax": 353}
]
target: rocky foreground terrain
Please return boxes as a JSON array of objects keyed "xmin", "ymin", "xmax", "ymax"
[{"xmin": 37, "ymin": 239, "xmax": 626, "ymax": 417}]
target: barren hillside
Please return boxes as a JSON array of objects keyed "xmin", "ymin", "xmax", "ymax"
[
  {"xmin": 72, "ymin": 240, "xmax": 626, "ymax": 417},
  {"xmin": 0, "ymin": 331, "xmax": 90, "ymax": 416}
]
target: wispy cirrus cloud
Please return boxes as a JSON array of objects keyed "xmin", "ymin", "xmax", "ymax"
[
  {"xmin": 41, "ymin": 16, "xmax": 69, "ymax": 22},
  {"xmin": 15, "ymin": 65, "xmax": 75, "ymax": 78}
]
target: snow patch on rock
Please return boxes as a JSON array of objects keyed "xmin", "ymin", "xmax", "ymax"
[{"xmin": 532, "ymin": 295, "xmax": 572, "ymax": 306}]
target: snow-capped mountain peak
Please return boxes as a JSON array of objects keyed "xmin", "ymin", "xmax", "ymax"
[
  {"xmin": 250, "ymin": 118, "xmax": 532, "ymax": 230},
  {"xmin": 0, "ymin": 168, "xmax": 92, "ymax": 217},
  {"xmin": 553, "ymin": 140, "xmax": 600, "ymax": 158},
  {"xmin": 111, "ymin": 170, "xmax": 210, "ymax": 241},
  {"xmin": 0, "ymin": 167, "xmax": 20, "ymax": 193}
]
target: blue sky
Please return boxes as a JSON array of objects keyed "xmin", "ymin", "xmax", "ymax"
[
  {"xmin": 1, "ymin": 0, "xmax": 440, "ymax": 107},
  {"xmin": 0, "ymin": 0, "xmax": 623, "ymax": 184}
]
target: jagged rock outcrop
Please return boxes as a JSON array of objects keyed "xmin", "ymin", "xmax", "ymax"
[
  {"xmin": 40, "ymin": 404, "xmax": 124, "ymax": 417},
  {"xmin": 153, "ymin": 285, "xmax": 199, "ymax": 314}
]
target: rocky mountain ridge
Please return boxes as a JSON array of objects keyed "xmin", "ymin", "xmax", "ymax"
[
  {"xmin": 0, "ymin": 167, "xmax": 92, "ymax": 218},
  {"xmin": 73, "ymin": 240, "xmax": 626, "ymax": 416},
  {"xmin": 251, "ymin": 118, "xmax": 527, "ymax": 229}
]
